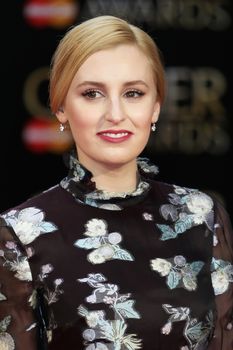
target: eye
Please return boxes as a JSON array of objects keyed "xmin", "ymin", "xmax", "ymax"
[
  {"xmin": 82, "ymin": 89, "xmax": 103, "ymax": 99},
  {"xmin": 124, "ymin": 90, "xmax": 145, "ymax": 98}
]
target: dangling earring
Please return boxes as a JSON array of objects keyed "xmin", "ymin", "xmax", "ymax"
[
  {"xmin": 59, "ymin": 123, "xmax": 65, "ymax": 132},
  {"xmin": 151, "ymin": 123, "xmax": 156, "ymax": 132}
]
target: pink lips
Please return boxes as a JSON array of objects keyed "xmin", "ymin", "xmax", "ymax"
[{"xmin": 97, "ymin": 129, "xmax": 133, "ymax": 143}]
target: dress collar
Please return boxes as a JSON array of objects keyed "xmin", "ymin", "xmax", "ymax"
[{"xmin": 60, "ymin": 150, "xmax": 159, "ymax": 210}]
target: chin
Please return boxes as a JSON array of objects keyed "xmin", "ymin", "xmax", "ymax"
[{"xmin": 97, "ymin": 153, "xmax": 139, "ymax": 167}]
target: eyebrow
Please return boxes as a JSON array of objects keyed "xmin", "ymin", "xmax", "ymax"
[{"xmin": 76, "ymin": 80, "xmax": 149, "ymax": 88}]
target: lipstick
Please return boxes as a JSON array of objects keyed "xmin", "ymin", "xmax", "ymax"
[{"xmin": 97, "ymin": 129, "xmax": 133, "ymax": 143}]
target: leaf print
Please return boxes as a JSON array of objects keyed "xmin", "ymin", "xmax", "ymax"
[
  {"xmin": 39, "ymin": 222, "xmax": 57, "ymax": 233},
  {"xmin": 29, "ymin": 289, "xmax": 37, "ymax": 308},
  {"xmin": 162, "ymin": 304, "xmax": 190, "ymax": 322},
  {"xmin": 78, "ymin": 273, "xmax": 106, "ymax": 288},
  {"xmin": 211, "ymin": 257, "xmax": 227, "ymax": 270},
  {"xmin": 74, "ymin": 237, "xmax": 102, "ymax": 249},
  {"xmin": 112, "ymin": 247, "xmax": 134, "ymax": 261},
  {"xmin": 115, "ymin": 300, "xmax": 141, "ymax": 319},
  {"xmin": 173, "ymin": 185, "xmax": 188, "ymax": 195},
  {"xmin": 0, "ymin": 284, "xmax": 7, "ymax": 301},
  {"xmin": 157, "ymin": 224, "xmax": 177, "ymax": 241},
  {"xmin": 186, "ymin": 321, "xmax": 202, "ymax": 341},
  {"xmin": 99, "ymin": 319, "xmax": 126, "ymax": 342},
  {"xmin": 167, "ymin": 270, "xmax": 181, "ymax": 289},
  {"xmin": 0, "ymin": 292, "xmax": 7, "ymax": 301},
  {"xmin": 189, "ymin": 261, "xmax": 204, "ymax": 275},
  {"xmin": 122, "ymin": 334, "xmax": 142, "ymax": 350},
  {"xmin": 160, "ymin": 204, "xmax": 179, "ymax": 221},
  {"xmin": 26, "ymin": 323, "xmax": 37, "ymax": 332},
  {"xmin": 0, "ymin": 316, "xmax": 11, "ymax": 333},
  {"xmin": 182, "ymin": 275, "xmax": 197, "ymax": 291},
  {"xmin": 168, "ymin": 193, "xmax": 184, "ymax": 205},
  {"xmin": 174, "ymin": 215, "xmax": 194, "ymax": 234}
]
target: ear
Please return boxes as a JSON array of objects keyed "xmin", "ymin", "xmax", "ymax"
[
  {"xmin": 55, "ymin": 107, "xmax": 67, "ymax": 124},
  {"xmin": 152, "ymin": 102, "xmax": 160, "ymax": 123}
]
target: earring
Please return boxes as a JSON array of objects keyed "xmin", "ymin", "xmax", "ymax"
[
  {"xmin": 151, "ymin": 123, "xmax": 156, "ymax": 132},
  {"xmin": 59, "ymin": 123, "xmax": 65, "ymax": 132}
]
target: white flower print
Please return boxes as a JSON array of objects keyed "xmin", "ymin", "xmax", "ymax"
[
  {"xmin": 142, "ymin": 212, "xmax": 154, "ymax": 221},
  {"xmin": 10, "ymin": 257, "xmax": 32, "ymax": 281},
  {"xmin": 0, "ymin": 316, "xmax": 15, "ymax": 350},
  {"xmin": 75, "ymin": 218, "xmax": 134, "ymax": 264},
  {"xmin": 211, "ymin": 258, "xmax": 233, "ymax": 295},
  {"xmin": 211, "ymin": 270, "xmax": 229, "ymax": 295},
  {"xmin": 2, "ymin": 207, "xmax": 57, "ymax": 245},
  {"xmin": 186, "ymin": 192, "xmax": 213, "ymax": 216},
  {"xmin": 78, "ymin": 273, "xmax": 142, "ymax": 349},
  {"xmin": 88, "ymin": 251, "xmax": 106, "ymax": 264},
  {"xmin": 151, "ymin": 256, "xmax": 204, "ymax": 291},
  {"xmin": 38, "ymin": 264, "xmax": 64, "ymax": 304},
  {"xmin": 161, "ymin": 321, "xmax": 172, "ymax": 335},
  {"xmin": 84, "ymin": 219, "xmax": 107, "ymax": 237},
  {"xmin": 151, "ymin": 258, "xmax": 172, "ymax": 276},
  {"xmin": 1, "ymin": 241, "xmax": 32, "ymax": 281}
]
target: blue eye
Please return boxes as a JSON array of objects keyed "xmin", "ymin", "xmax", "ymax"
[{"xmin": 82, "ymin": 89, "xmax": 103, "ymax": 99}]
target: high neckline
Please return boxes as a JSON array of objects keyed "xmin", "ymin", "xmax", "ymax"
[{"xmin": 60, "ymin": 149, "xmax": 159, "ymax": 210}]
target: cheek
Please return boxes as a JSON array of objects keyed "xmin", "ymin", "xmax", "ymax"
[{"xmin": 66, "ymin": 104, "xmax": 93, "ymax": 128}]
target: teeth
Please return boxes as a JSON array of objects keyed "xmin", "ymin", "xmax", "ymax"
[{"xmin": 102, "ymin": 132, "xmax": 128, "ymax": 138}]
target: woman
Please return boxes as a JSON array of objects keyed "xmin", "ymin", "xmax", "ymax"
[{"xmin": 0, "ymin": 15, "xmax": 232, "ymax": 350}]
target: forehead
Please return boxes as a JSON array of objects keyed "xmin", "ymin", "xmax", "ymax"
[{"xmin": 74, "ymin": 44, "xmax": 153, "ymax": 82}]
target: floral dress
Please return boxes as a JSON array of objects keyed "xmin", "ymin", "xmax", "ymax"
[{"xmin": 0, "ymin": 154, "xmax": 233, "ymax": 350}]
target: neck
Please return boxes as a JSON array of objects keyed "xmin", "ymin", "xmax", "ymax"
[{"xmin": 79, "ymin": 158, "xmax": 138, "ymax": 193}]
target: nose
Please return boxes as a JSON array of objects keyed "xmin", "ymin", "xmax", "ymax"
[{"xmin": 105, "ymin": 97, "xmax": 126, "ymax": 124}]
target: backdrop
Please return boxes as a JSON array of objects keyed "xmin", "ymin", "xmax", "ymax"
[{"xmin": 1, "ymin": 0, "xmax": 232, "ymax": 219}]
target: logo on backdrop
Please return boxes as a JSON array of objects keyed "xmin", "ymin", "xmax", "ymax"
[{"xmin": 23, "ymin": 0, "xmax": 79, "ymax": 28}]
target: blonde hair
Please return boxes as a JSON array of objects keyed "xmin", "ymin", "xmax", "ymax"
[{"xmin": 49, "ymin": 15, "xmax": 166, "ymax": 114}]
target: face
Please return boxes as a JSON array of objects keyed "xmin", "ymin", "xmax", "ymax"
[{"xmin": 56, "ymin": 44, "xmax": 160, "ymax": 171}]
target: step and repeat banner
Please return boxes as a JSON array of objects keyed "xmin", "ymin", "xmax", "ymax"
[{"xmin": 1, "ymin": 0, "xmax": 232, "ymax": 214}]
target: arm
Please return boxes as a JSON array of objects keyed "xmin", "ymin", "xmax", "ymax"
[
  {"xmin": 0, "ymin": 217, "xmax": 38, "ymax": 350},
  {"xmin": 208, "ymin": 199, "xmax": 233, "ymax": 349}
]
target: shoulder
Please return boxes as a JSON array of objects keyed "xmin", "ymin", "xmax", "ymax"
[
  {"xmin": 148, "ymin": 179, "xmax": 216, "ymax": 235},
  {"xmin": 0, "ymin": 184, "xmax": 73, "ymax": 244},
  {"xmin": 1, "ymin": 184, "xmax": 69, "ymax": 216},
  {"xmin": 149, "ymin": 179, "xmax": 214, "ymax": 207}
]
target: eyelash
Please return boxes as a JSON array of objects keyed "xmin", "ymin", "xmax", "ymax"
[{"xmin": 81, "ymin": 89, "xmax": 145, "ymax": 99}]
